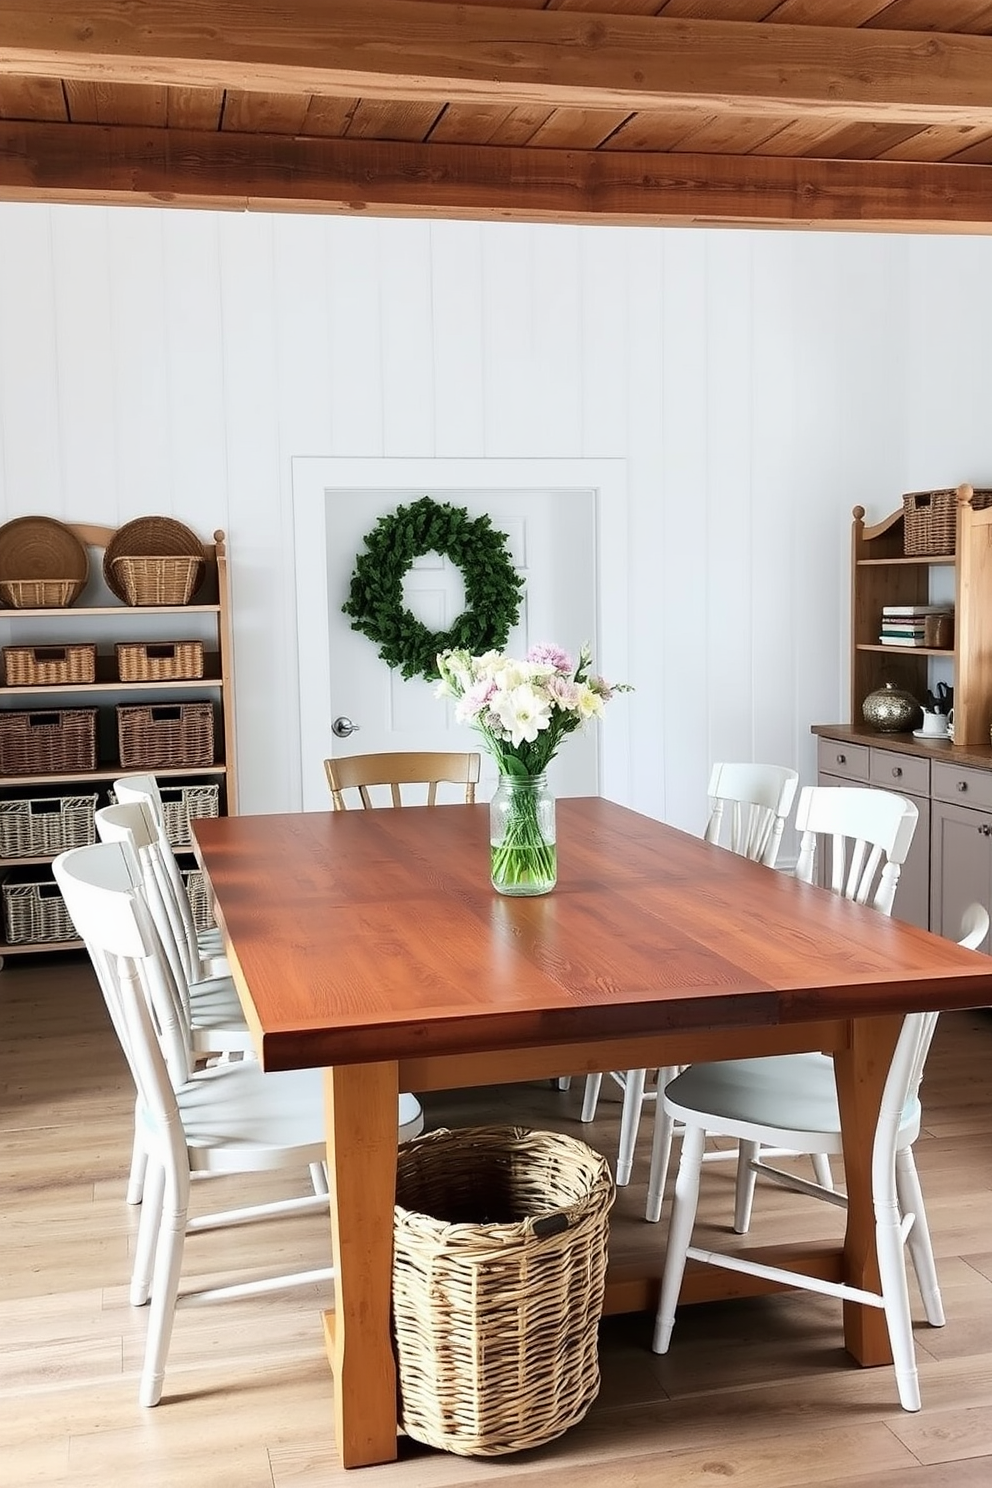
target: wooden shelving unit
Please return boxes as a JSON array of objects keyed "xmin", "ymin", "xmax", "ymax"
[
  {"xmin": 0, "ymin": 523, "xmax": 237, "ymax": 962},
  {"xmin": 851, "ymin": 484, "xmax": 992, "ymax": 749}
]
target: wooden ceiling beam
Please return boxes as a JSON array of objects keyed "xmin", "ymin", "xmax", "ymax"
[
  {"xmin": 1, "ymin": 3, "xmax": 992, "ymax": 124},
  {"xmin": 1, "ymin": 119, "xmax": 991, "ymax": 231}
]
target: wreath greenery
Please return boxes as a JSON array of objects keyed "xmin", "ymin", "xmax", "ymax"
[{"xmin": 342, "ymin": 496, "xmax": 524, "ymax": 681}]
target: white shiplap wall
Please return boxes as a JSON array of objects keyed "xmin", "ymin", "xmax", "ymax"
[{"xmin": 0, "ymin": 203, "xmax": 986, "ymax": 833}]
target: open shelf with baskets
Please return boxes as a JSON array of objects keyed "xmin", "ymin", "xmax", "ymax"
[{"xmin": 0, "ymin": 522, "xmax": 237, "ymax": 961}]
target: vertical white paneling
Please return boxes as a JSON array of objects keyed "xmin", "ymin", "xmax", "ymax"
[
  {"xmin": 0, "ymin": 205, "xmax": 63, "ymax": 517},
  {"xmin": 431, "ymin": 220, "xmax": 486, "ymax": 455},
  {"xmin": 580, "ymin": 227, "xmax": 629, "ymax": 458},
  {"xmin": 108, "ymin": 210, "xmax": 170, "ymax": 522},
  {"xmin": 161, "ymin": 212, "xmax": 228, "ymax": 533},
  {"xmin": 5, "ymin": 205, "xmax": 992, "ymax": 824},
  {"xmin": 379, "ymin": 219, "xmax": 435, "ymax": 456},
  {"xmin": 704, "ymin": 231, "xmax": 754, "ymax": 794},
  {"xmin": 49, "ymin": 207, "xmax": 117, "ymax": 520},
  {"xmin": 659, "ymin": 231, "xmax": 711, "ymax": 832},
  {"xmin": 326, "ymin": 217, "xmax": 384, "ymax": 455}
]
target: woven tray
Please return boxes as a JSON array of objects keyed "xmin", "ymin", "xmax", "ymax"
[
  {"xmin": 116, "ymin": 701, "xmax": 214, "ymax": 769},
  {"xmin": 0, "ymin": 794, "xmax": 97, "ymax": 858},
  {"xmin": 0, "ymin": 708, "xmax": 98, "ymax": 776},
  {"xmin": 104, "ymin": 517, "xmax": 205, "ymax": 605},
  {"xmin": 115, "ymin": 640, "xmax": 204, "ymax": 682},
  {"xmin": 2, "ymin": 872, "xmax": 77, "ymax": 944},
  {"xmin": 393, "ymin": 1125, "xmax": 614, "ymax": 1457},
  {"xmin": 3, "ymin": 644, "xmax": 97, "ymax": 687},
  {"xmin": 0, "ymin": 516, "xmax": 88, "ymax": 608},
  {"xmin": 903, "ymin": 487, "xmax": 992, "ymax": 555}
]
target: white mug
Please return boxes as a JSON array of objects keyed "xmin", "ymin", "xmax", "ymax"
[{"xmin": 921, "ymin": 710, "xmax": 949, "ymax": 738}]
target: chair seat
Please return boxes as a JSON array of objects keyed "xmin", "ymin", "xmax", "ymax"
[
  {"xmin": 665, "ymin": 1052, "xmax": 921, "ymax": 1155},
  {"xmin": 176, "ymin": 1064, "xmax": 424, "ymax": 1171}
]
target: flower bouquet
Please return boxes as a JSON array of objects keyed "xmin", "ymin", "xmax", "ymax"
[{"xmin": 436, "ymin": 643, "xmax": 630, "ymax": 895}]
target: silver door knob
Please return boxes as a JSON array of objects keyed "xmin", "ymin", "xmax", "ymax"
[{"xmin": 331, "ymin": 716, "xmax": 360, "ymax": 739}]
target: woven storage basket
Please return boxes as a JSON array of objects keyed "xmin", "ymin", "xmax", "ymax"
[
  {"xmin": 2, "ymin": 872, "xmax": 77, "ymax": 944},
  {"xmin": 2, "ymin": 643, "xmax": 97, "ymax": 687},
  {"xmin": 0, "ymin": 708, "xmax": 98, "ymax": 776},
  {"xmin": 115, "ymin": 639, "xmax": 204, "ymax": 682},
  {"xmin": 116, "ymin": 701, "xmax": 214, "ymax": 769},
  {"xmin": 393, "ymin": 1125, "xmax": 614, "ymax": 1458},
  {"xmin": 903, "ymin": 488, "xmax": 992, "ymax": 555},
  {"xmin": 110, "ymin": 555, "xmax": 203, "ymax": 607},
  {"xmin": 0, "ymin": 579, "xmax": 82, "ymax": 609},
  {"xmin": 0, "ymin": 793, "xmax": 97, "ymax": 858},
  {"xmin": 181, "ymin": 867, "xmax": 214, "ymax": 933}
]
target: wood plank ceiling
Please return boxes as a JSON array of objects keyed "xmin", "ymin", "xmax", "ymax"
[{"xmin": 3, "ymin": 1, "xmax": 992, "ymax": 230}]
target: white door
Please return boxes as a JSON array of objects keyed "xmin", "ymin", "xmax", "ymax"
[{"xmin": 321, "ymin": 487, "xmax": 597, "ymax": 804}]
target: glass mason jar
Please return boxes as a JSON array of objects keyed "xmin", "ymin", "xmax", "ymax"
[{"xmin": 489, "ymin": 773, "xmax": 557, "ymax": 896}]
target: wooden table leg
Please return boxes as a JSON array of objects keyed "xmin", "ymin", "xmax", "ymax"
[
  {"xmin": 834, "ymin": 1012, "xmax": 902, "ymax": 1366},
  {"xmin": 323, "ymin": 1061, "xmax": 400, "ymax": 1469}
]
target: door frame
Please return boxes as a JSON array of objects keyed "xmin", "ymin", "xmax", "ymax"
[{"xmin": 291, "ymin": 456, "xmax": 630, "ymax": 812}]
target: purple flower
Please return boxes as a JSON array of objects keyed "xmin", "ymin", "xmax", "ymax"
[{"xmin": 526, "ymin": 643, "xmax": 573, "ymax": 675}]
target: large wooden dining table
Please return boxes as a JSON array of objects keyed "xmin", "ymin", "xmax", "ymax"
[{"xmin": 193, "ymin": 797, "xmax": 992, "ymax": 1469}]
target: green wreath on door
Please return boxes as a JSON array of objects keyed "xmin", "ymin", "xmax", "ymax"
[{"xmin": 342, "ymin": 496, "xmax": 524, "ymax": 682}]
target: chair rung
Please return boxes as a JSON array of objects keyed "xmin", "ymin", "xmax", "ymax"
[
  {"xmin": 685, "ymin": 1244, "xmax": 885, "ymax": 1308},
  {"xmin": 186, "ymin": 1192, "xmax": 330, "ymax": 1232},
  {"xmin": 182, "ymin": 1265, "xmax": 335, "ymax": 1305}
]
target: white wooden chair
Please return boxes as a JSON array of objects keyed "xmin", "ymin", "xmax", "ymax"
[
  {"xmin": 53, "ymin": 840, "xmax": 423, "ymax": 1408},
  {"xmin": 651, "ymin": 902, "xmax": 987, "ymax": 1413},
  {"xmin": 645, "ymin": 781, "xmax": 921, "ymax": 1225},
  {"xmin": 582, "ymin": 763, "xmax": 799, "ymax": 1192},
  {"xmin": 113, "ymin": 773, "xmax": 228, "ymax": 984},
  {"xmin": 324, "ymin": 750, "xmax": 481, "ymax": 810}
]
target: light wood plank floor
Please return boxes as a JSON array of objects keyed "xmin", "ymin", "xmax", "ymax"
[{"xmin": 3, "ymin": 954, "xmax": 992, "ymax": 1487}]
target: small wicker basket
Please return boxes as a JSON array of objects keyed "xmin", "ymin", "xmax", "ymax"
[
  {"xmin": 2, "ymin": 872, "xmax": 77, "ymax": 944},
  {"xmin": 0, "ymin": 579, "xmax": 83, "ymax": 609},
  {"xmin": 903, "ymin": 487, "xmax": 992, "ymax": 555},
  {"xmin": 116, "ymin": 701, "xmax": 214, "ymax": 770},
  {"xmin": 0, "ymin": 794, "xmax": 97, "ymax": 858},
  {"xmin": 181, "ymin": 867, "xmax": 214, "ymax": 932},
  {"xmin": 111, "ymin": 555, "xmax": 203, "ymax": 607},
  {"xmin": 0, "ymin": 708, "xmax": 98, "ymax": 776},
  {"xmin": 115, "ymin": 640, "xmax": 204, "ymax": 682},
  {"xmin": 3, "ymin": 644, "xmax": 97, "ymax": 687},
  {"xmin": 392, "ymin": 1125, "xmax": 614, "ymax": 1458}
]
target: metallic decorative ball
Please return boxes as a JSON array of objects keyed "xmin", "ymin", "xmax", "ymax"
[{"xmin": 862, "ymin": 681, "xmax": 922, "ymax": 733}]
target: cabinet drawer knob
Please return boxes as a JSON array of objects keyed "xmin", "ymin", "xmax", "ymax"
[
  {"xmin": 892, "ymin": 767, "xmax": 902, "ymax": 778},
  {"xmin": 982, "ymin": 825, "xmax": 991, "ymax": 837},
  {"xmin": 957, "ymin": 780, "xmax": 969, "ymax": 792},
  {"xmin": 836, "ymin": 753, "xmax": 846, "ymax": 765}
]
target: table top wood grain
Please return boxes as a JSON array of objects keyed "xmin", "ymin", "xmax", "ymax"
[{"xmin": 193, "ymin": 799, "xmax": 992, "ymax": 1072}]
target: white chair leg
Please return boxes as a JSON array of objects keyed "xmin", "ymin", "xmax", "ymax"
[
  {"xmin": 580, "ymin": 1072, "xmax": 603, "ymax": 1123},
  {"xmin": 309, "ymin": 1161, "xmax": 329, "ymax": 1197},
  {"xmin": 126, "ymin": 1109, "xmax": 148, "ymax": 1205},
  {"xmin": 733, "ymin": 1139, "xmax": 761, "ymax": 1234},
  {"xmin": 811, "ymin": 1153, "xmax": 834, "ymax": 1190},
  {"xmin": 896, "ymin": 1147, "xmax": 945, "ymax": 1327},
  {"xmin": 139, "ymin": 1172, "xmax": 188, "ymax": 1408},
  {"xmin": 652, "ymin": 1122, "xmax": 706, "ymax": 1354},
  {"xmin": 555, "ymin": 1076, "xmax": 572, "ymax": 1091},
  {"xmin": 130, "ymin": 1159, "xmax": 165, "ymax": 1307},
  {"xmin": 874, "ymin": 1189, "xmax": 922, "ymax": 1411},
  {"xmin": 645, "ymin": 1067, "xmax": 680, "ymax": 1222},
  {"xmin": 616, "ymin": 1068, "xmax": 647, "ymax": 1185}
]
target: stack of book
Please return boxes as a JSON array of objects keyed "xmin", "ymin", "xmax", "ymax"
[{"xmin": 879, "ymin": 604, "xmax": 953, "ymax": 646}]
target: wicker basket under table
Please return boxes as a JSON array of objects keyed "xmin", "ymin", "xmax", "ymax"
[{"xmin": 392, "ymin": 1124, "xmax": 614, "ymax": 1458}]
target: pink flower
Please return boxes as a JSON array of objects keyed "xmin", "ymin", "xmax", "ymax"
[{"xmin": 527, "ymin": 643, "xmax": 573, "ymax": 675}]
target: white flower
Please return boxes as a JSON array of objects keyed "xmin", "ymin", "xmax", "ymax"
[
  {"xmin": 574, "ymin": 683, "xmax": 605, "ymax": 720},
  {"xmin": 493, "ymin": 683, "xmax": 553, "ymax": 747}
]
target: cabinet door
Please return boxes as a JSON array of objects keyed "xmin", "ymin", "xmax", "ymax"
[
  {"xmin": 818, "ymin": 772, "xmax": 930, "ymax": 930},
  {"xmin": 931, "ymin": 799, "xmax": 992, "ymax": 946}
]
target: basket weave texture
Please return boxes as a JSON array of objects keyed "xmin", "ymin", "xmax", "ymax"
[
  {"xmin": 116, "ymin": 701, "xmax": 214, "ymax": 769},
  {"xmin": 393, "ymin": 1124, "xmax": 614, "ymax": 1458},
  {"xmin": 903, "ymin": 488, "xmax": 992, "ymax": 555},
  {"xmin": 2, "ymin": 874, "xmax": 76, "ymax": 943},
  {"xmin": 0, "ymin": 516, "xmax": 88, "ymax": 608},
  {"xmin": 181, "ymin": 867, "xmax": 214, "ymax": 932},
  {"xmin": 0, "ymin": 709, "xmax": 98, "ymax": 776},
  {"xmin": 115, "ymin": 640, "xmax": 204, "ymax": 682},
  {"xmin": 0, "ymin": 579, "xmax": 82, "ymax": 609},
  {"xmin": 3, "ymin": 644, "xmax": 97, "ymax": 687},
  {"xmin": 0, "ymin": 794, "xmax": 97, "ymax": 858},
  {"xmin": 111, "ymin": 555, "xmax": 203, "ymax": 607}
]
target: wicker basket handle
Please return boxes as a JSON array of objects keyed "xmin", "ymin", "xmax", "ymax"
[{"xmin": 531, "ymin": 1212, "xmax": 569, "ymax": 1238}]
